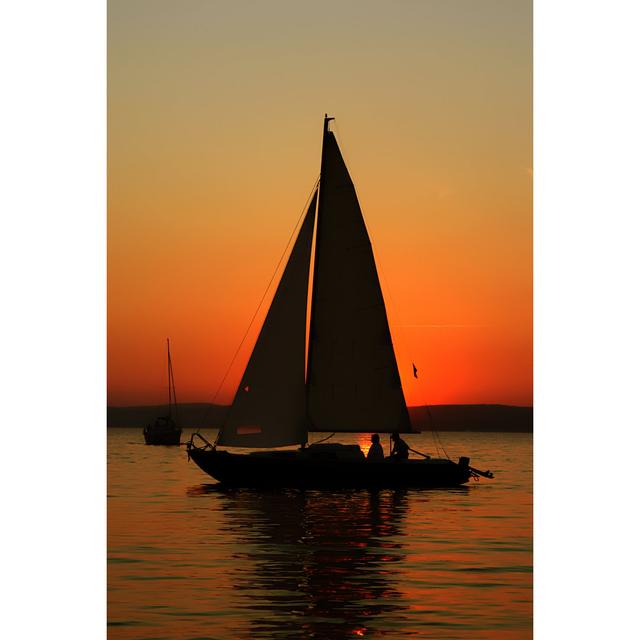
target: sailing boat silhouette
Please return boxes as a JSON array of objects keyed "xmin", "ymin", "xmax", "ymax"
[
  {"xmin": 143, "ymin": 338, "xmax": 182, "ymax": 445},
  {"xmin": 187, "ymin": 116, "xmax": 490, "ymax": 487}
]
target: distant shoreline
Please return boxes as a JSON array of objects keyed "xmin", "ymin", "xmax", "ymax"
[{"xmin": 107, "ymin": 403, "xmax": 532, "ymax": 433}]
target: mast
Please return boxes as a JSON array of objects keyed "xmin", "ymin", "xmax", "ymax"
[
  {"xmin": 167, "ymin": 338, "xmax": 172, "ymax": 417},
  {"xmin": 305, "ymin": 115, "xmax": 332, "ymax": 425},
  {"xmin": 168, "ymin": 337, "xmax": 178, "ymax": 420},
  {"xmin": 323, "ymin": 113, "xmax": 334, "ymax": 135}
]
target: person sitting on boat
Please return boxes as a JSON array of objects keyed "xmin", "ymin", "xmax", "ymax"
[
  {"xmin": 367, "ymin": 433, "xmax": 384, "ymax": 461},
  {"xmin": 389, "ymin": 431, "xmax": 409, "ymax": 460}
]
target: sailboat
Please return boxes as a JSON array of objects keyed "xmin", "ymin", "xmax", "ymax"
[
  {"xmin": 187, "ymin": 116, "xmax": 492, "ymax": 487},
  {"xmin": 143, "ymin": 338, "xmax": 182, "ymax": 445}
]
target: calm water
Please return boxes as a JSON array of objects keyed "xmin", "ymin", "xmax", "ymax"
[{"xmin": 108, "ymin": 430, "xmax": 532, "ymax": 639}]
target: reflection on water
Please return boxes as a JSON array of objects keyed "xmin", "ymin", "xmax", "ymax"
[
  {"xmin": 108, "ymin": 430, "xmax": 532, "ymax": 639},
  {"xmin": 194, "ymin": 486, "xmax": 410, "ymax": 638}
]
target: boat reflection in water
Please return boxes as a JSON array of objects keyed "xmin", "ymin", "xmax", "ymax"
[{"xmin": 189, "ymin": 485, "xmax": 417, "ymax": 639}]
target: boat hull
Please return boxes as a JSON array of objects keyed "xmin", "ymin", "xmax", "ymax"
[
  {"xmin": 143, "ymin": 426, "xmax": 182, "ymax": 446},
  {"xmin": 188, "ymin": 448, "xmax": 472, "ymax": 489}
]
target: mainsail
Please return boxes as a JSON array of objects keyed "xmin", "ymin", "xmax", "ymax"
[
  {"xmin": 306, "ymin": 122, "xmax": 413, "ymax": 433},
  {"xmin": 217, "ymin": 192, "xmax": 317, "ymax": 447}
]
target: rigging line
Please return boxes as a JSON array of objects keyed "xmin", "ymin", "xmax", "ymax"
[
  {"xmin": 169, "ymin": 345, "xmax": 179, "ymax": 425},
  {"xmin": 430, "ymin": 428, "xmax": 441, "ymax": 458},
  {"xmin": 196, "ymin": 176, "xmax": 321, "ymax": 433},
  {"xmin": 310, "ymin": 432, "xmax": 335, "ymax": 445},
  {"xmin": 434, "ymin": 427, "xmax": 449, "ymax": 459},
  {"xmin": 426, "ymin": 405, "xmax": 450, "ymax": 460},
  {"xmin": 424, "ymin": 410, "xmax": 442, "ymax": 458}
]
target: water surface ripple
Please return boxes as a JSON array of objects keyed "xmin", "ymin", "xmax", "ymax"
[{"xmin": 108, "ymin": 430, "xmax": 532, "ymax": 639}]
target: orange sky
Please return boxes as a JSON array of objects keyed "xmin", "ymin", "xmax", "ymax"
[{"xmin": 108, "ymin": 0, "xmax": 532, "ymax": 407}]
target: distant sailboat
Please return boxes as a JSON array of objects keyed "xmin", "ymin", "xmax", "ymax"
[
  {"xmin": 143, "ymin": 339, "xmax": 182, "ymax": 445},
  {"xmin": 187, "ymin": 116, "xmax": 492, "ymax": 487}
]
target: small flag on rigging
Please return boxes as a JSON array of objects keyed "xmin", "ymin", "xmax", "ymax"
[{"xmin": 412, "ymin": 363, "xmax": 418, "ymax": 378}]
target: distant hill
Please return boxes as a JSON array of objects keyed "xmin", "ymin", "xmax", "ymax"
[
  {"xmin": 107, "ymin": 403, "xmax": 532, "ymax": 432},
  {"xmin": 410, "ymin": 404, "xmax": 532, "ymax": 433},
  {"xmin": 107, "ymin": 403, "xmax": 228, "ymax": 429}
]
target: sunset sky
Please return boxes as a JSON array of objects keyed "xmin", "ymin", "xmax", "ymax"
[{"xmin": 108, "ymin": 0, "xmax": 532, "ymax": 407}]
